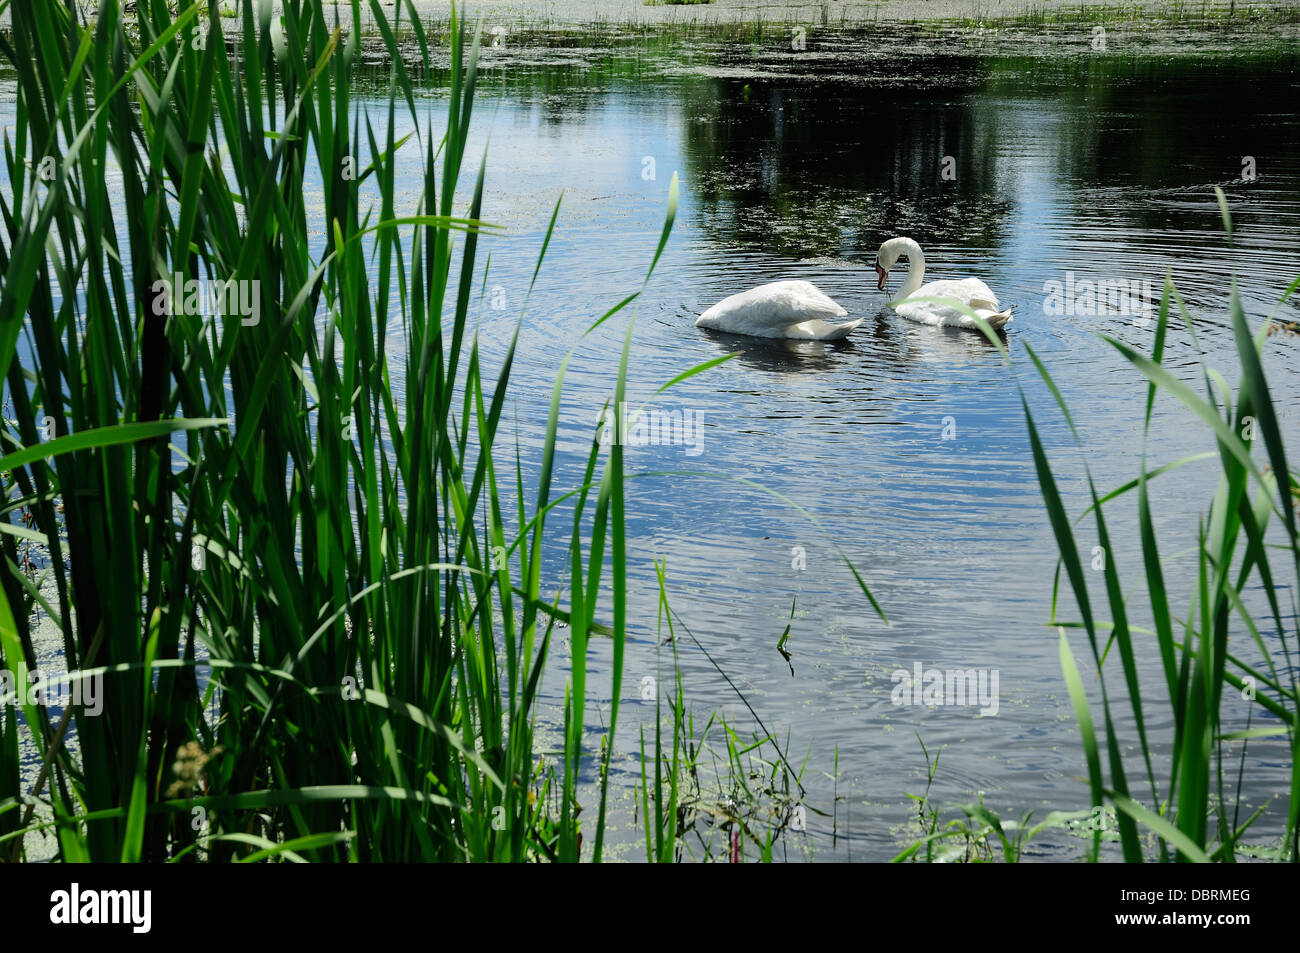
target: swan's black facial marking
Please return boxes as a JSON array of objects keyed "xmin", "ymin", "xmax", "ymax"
[{"xmin": 875, "ymin": 264, "xmax": 888, "ymax": 291}]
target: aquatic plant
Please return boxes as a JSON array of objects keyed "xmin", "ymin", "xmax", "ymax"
[
  {"xmin": 1026, "ymin": 219, "xmax": 1300, "ymax": 862},
  {"xmin": 0, "ymin": 0, "xmax": 801, "ymax": 862},
  {"xmin": 891, "ymin": 195, "xmax": 1298, "ymax": 863},
  {"xmin": 907, "ymin": 197, "xmax": 1300, "ymax": 863}
]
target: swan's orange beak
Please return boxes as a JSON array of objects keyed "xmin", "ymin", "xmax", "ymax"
[{"xmin": 875, "ymin": 264, "xmax": 888, "ymax": 291}]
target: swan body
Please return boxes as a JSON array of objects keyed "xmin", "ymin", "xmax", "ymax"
[
  {"xmin": 874, "ymin": 238, "xmax": 1012, "ymax": 331},
  {"xmin": 696, "ymin": 280, "xmax": 862, "ymax": 340}
]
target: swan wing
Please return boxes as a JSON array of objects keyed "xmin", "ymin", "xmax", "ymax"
[
  {"xmin": 919, "ymin": 277, "xmax": 999, "ymax": 308},
  {"xmin": 697, "ymin": 280, "xmax": 850, "ymax": 338},
  {"xmin": 895, "ymin": 278, "xmax": 1011, "ymax": 329}
]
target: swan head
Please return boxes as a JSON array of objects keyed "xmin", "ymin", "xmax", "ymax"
[
  {"xmin": 873, "ymin": 238, "xmax": 905, "ymax": 291},
  {"xmin": 873, "ymin": 237, "xmax": 921, "ymax": 292}
]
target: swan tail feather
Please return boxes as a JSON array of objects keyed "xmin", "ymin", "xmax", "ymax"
[{"xmin": 783, "ymin": 317, "xmax": 863, "ymax": 340}]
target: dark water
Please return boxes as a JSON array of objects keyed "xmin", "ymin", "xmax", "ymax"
[
  {"xmin": 8, "ymin": 45, "xmax": 1300, "ymax": 860},
  {"xmin": 395, "ymin": 50, "xmax": 1300, "ymax": 860}
]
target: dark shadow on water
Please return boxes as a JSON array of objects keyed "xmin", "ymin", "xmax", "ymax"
[{"xmin": 697, "ymin": 327, "xmax": 859, "ymax": 374}]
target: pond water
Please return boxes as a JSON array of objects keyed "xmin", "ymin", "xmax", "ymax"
[{"xmin": 414, "ymin": 46, "xmax": 1300, "ymax": 860}]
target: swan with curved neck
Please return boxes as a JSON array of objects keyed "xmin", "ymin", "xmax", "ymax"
[{"xmin": 874, "ymin": 237, "xmax": 1011, "ymax": 331}]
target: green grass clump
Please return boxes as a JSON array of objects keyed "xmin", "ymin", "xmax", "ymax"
[
  {"xmin": 906, "ymin": 195, "xmax": 1299, "ymax": 863},
  {"xmin": 0, "ymin": 0, "xmax": 816, "ymax": 862},
  {"xmin": 890, "ymin": 196, "xmax": 1298, "ymax": 864},
  {"xmin": 1024, "ymin": 200, "xmax": 1300, "ymax": 862}
]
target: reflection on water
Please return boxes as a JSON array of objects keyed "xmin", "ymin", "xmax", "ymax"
[{"xmin": 696, "ymin": 327, "xmax": 862, "ymax": 373}]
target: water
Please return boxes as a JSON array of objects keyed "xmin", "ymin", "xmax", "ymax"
[{"xmin": 407, "ymin": 48, "xmax": 1300, "ymax": 860}]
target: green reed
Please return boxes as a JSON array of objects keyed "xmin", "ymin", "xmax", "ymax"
[
  {"xmin": 889, "ymin": 195, "xmax": 1298, "ymax": 863},
  {"xmin": 1023, "ymin": 194, "xmax": 1299, "ymax": 863},
  {"xmin": 0, "ymin": 0, "xmax": 776, "ymax": 862}
]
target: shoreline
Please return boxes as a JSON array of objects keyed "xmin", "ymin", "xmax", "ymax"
[
  {"xmin": 4, "ymin": 1, "xmax": 1291, "ymax": 61},
  {"xmin": 398, "ymin": 0, "xmax": 1300, "ymax": 25},
  {"xmin": 13, "ymin": 1, "xmax": 1300, "ymax": 27}
]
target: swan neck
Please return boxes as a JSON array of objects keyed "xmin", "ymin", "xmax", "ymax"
[{"xmin": 900, "ymin": 242, "xmax": 925, "ymax": 297}]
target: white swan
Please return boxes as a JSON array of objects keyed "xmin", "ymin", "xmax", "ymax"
[
  {"xmin": 696, "ymin": 280, "xmax": 863, "ymax": 340},
  {"xmin": 874, "ymin": 237, "xmax": 1011, "ymax": 330}
]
